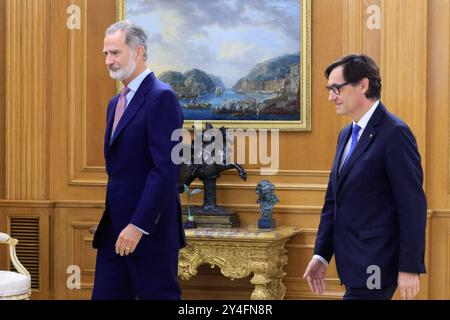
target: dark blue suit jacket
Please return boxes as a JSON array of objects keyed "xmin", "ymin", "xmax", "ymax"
[
  {"xmin": 93, "ymin": 72, "xmax": 186, "ymax": 256},
  {"xmin": 314, "ymin": 102, "xmax": 427, "ymax": 288}
]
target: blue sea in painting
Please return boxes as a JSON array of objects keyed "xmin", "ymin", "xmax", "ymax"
[
  {"xmin": 180, "ymin": 90, "xmax": 300, "ymax": 121},
  {"xmin": 126, "ymin": 0, "xmax": 302, "ymax": 123}
]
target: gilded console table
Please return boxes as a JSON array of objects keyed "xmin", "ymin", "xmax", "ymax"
[{"xmin": 178, "ymin": 225, "xmax": 300, "ymax": 300}]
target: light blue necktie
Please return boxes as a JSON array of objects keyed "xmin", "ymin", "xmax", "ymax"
[{"xmin": 341, "ymin": 124, "xmax": 361, "ymax": 171}]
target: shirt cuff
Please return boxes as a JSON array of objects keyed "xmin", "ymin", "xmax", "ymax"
[
  {"xmin": 313, "ymin": 255, "xmax": 329, "ymax": 267},
  {"xmin": 130, "ymin": 224, "xmax": 149, "ymax": 235}
]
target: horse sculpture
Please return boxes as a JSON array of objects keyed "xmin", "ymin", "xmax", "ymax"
[{"xmin": 178, "ymin": 123, "xmax": 247, "ymax": 212}]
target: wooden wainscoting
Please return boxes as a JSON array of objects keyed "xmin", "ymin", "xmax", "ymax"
[
  {"xmin": 0, "ymin": 201, "xmax": 53, "ymax": 299},
  {"xmin": 52, "ymin": 202, "xmax": 104, "ymax": 299}
]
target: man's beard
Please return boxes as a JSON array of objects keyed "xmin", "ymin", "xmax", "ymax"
[{"xmin": 108, "ymin": 55, "xmax": 137, "ymax": 81}]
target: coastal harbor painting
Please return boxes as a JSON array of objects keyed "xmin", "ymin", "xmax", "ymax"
[{"xmin": 118, "ymin": 0, "xmax": 311, "ymax": 130}]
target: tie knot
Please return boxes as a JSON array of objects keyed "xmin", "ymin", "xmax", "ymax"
[
  {"xmin": 121, "ymin": 86, "xmax": 131, "ymax": 96},
  {"xmin": 352, "ymin": 124, "xmax": 361, "ymax": 136}
]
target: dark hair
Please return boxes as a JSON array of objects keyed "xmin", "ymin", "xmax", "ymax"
[{"xmin": 325, "ymin": 54, "xmax": 381, "ymax": 99}]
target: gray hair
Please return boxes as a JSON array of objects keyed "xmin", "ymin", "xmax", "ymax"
[{"xmin": 106, "ymin": 20, "xmax": 148, "ymax": 61}]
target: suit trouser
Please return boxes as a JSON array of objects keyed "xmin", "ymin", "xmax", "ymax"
[
  {"xmin": 343, "ymin": 283, "xmax": 397, "ymax": 300},
  {"xmin": 92, "ymin": 246, "xmax": 181, "ymax": 300}
]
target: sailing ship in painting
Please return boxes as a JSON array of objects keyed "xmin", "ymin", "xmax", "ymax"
[{"xmin": 159, "ymin": 53, "xmax": 301, "ymax": 121}]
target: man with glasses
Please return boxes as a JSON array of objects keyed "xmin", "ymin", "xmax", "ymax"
[{"xmin": 303, "ymin": 54, "xmax": 427, "ymax": 300}]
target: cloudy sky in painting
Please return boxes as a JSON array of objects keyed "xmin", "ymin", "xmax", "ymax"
[{"xmin": 126, "ymin": 0, "xmax": 300, "ymax": 88}]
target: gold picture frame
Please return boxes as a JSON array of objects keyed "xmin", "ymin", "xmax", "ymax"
[{"xmin": 116, "ymin": 0, "xmax": 311, "ymax": 131}]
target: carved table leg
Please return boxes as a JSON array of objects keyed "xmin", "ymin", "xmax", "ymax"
[
  {"xmin": 178, "ymin": 246, "xmax": 202, "ymax": 280},
  {"xmin": 250, "ymin": 269, "xmax": 287, "ymax": 300},
  {"xmin": 250, "ymin": 272, "xmax": 273, "ymax": 300},
  {"xmin": 249, "ymin": 245, "xmax": 289, "ymax": 300},
  {"xmin": 267, "ymin": 263, "xmax": 287, "ymax": 299}
]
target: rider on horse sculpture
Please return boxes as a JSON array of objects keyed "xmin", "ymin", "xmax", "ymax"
[{"xmin": 178, "ymin": 123, "xmax": 247, "ymax": 212}]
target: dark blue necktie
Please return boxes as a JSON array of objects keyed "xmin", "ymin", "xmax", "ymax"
[{"xmin": 341, "ymin": 124, "xmax": 361, "ymax": 171}]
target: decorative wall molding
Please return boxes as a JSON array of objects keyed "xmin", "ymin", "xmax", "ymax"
[
  {"xmin": 223, "ymin": 169, "xmax": 330, "ymax": 177},
  {"xmin": 0, "ymin": 200, "xmax": 442, "ymax": 218},
  {"xmin": 67, "ymin": 221, "xmax": 96, "ymax": 290},
  {"xmin": 189, "ymin": 181, "xmax": 327, "ymax": 192},
  {"xmin": 5, "ymin": 0, "xmax": 50, "ymax": 199},
  {"xmin": 381, "ymin": 0, "xmax": 427, "ymax": 157},
  {"xmin": 431, "ymin": 210, "xmax": 450, "ymax": 218},
  {"xmin": 0, "ymin": 200, "xmax": 55, "ymax": 208},
  {"xmin": 67, "ymin": 0, "xmax": 107, "ymax": 186},
  {"xmin": 187, "ymin": 203, "xmax": 323, "ymax": 215},
  {"xmin": 342, "ymin": 0, "xmax": 363, "ymax": 55},
  {"xmin": 68, "ymin": 167, "xmax": 332, "ymax": 187}
]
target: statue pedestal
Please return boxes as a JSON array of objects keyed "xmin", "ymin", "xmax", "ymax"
[
  {"xmin": 184, "ymin": 219, "xmax": 197, "ymax": 229},
  {"xmin": 258, "ymin": 218, "xmax": 276, "ymax": 230},
  {"xmin": 182, "ymin": 205, "xmax": 241, "ymax": 228}
]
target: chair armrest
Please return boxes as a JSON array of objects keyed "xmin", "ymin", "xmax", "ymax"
[
  {"xmin": 0, "ymin": 232, "xmax": 10, "ymax": 243},
  {"xmin": 1, "ymin": 232, "xmax": 31, "ymax": 278}
]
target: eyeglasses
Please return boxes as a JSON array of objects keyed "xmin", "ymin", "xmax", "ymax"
[{"xmin": 326, "ymin": 82, "xmax": 350, "ymax": 95}]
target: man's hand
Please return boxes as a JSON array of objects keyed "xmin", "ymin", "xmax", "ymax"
[
  {"xmin": 397, "ymin": 272, "xmax": 420, "ymax": 300},
  {"xmin": 303, "ymin": 258, "xmax": 328, "ymax": 294},
  {"xmin": 115, "ymin": 224, "xmax": 143, "ymax": 256}
]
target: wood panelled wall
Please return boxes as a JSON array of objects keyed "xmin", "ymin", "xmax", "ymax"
[
  {"xmin": 427, "ymin": 0, "xmax": 450, "ymax": 299},
  {"xmin": 0, "ymin": 0, "xmax": 449, "ymax": 300},
  {"xmin": 0, "ymin": 0, "xmax": 6, "ymax": 199},
  {"xmin": 0, "ymin": 0, "xmax": 6, "ymax": 281},
  {"xmin": 4, "ymin": 0, "xmax": 50, "ymax": 200}
]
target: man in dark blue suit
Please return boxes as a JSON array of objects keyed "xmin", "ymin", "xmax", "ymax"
[
  {"xmin": 303, "ymin": 54, "xmax": 427, "ymax": 300},
  {"xmin": 92, "ymin": 21, "xmax": 185, "ymax": 299}
]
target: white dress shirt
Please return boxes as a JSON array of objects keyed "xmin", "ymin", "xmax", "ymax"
[
  {"xmin": 123, "ymin": 68, "xmax": 151, "ymax": 110},
  {"xmin": 338, "ymin": 100, "xmax": 380, "ymax": 173}
]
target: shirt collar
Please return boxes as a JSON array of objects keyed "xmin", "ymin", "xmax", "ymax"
[
  {"xmin": 126, "ymin": 68, "xmax": 151, "ymax": 93},
  {"xmin": 353, "ymin": 100, "xmax": 380, "ymax": 130}
]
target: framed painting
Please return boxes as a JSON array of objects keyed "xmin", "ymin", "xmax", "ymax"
[{"xmin": 117, "ymin": 0, "xmax": 311, "ymax": 131}]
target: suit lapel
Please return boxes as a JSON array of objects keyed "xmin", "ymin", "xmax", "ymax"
[
  {"xmin": 109, "ymin": 90, "xmax": 145, "ymax": 146},
  {"xmin": 332, "ymin": 125, "xmax": 352, "ymax": 190},
  {"xmin": 107, "ymin": 73, "xmax": 156, "ymax": 152},
  {"xmin": 336, "ymin": 102, "xmax": 386, "ymax": 192},
  {"xmin": 337, "ymin": 127, "xmax": 377, "ymax": 188},
  {"xmin": 104, "ymin": 95, "xmax": 119, "ymax": 157}
]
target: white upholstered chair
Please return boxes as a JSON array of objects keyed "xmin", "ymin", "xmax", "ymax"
[{"xmin": 0, "ymin": 232, "xmax": 31, "ymax": 300}]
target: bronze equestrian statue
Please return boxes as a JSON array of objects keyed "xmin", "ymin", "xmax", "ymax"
[{"xmin": 178, "ymin": 123, "xmax": 247, "ymax": 213}]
